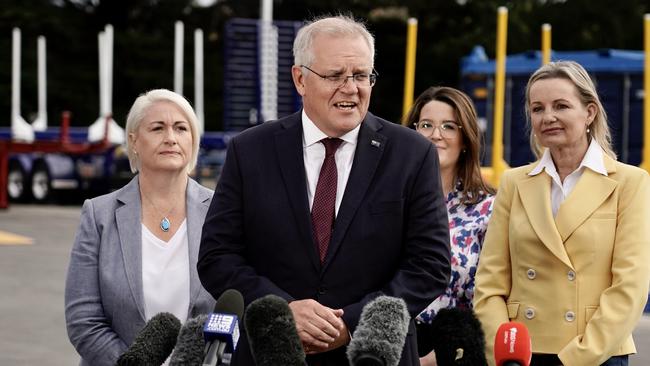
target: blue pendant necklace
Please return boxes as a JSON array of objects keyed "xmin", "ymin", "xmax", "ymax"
[{"xmin": 142, "ymin": 192, "xmax": 176, "ymax": 232}]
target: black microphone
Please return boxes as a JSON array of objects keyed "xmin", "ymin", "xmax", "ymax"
[
  {"xmin": 346, "ymin": 296, "xmax": 411, "ymax": 366},
  {"xmin": 244, "ymin": 294, "xmax": 306, "ymax": 366},
  {"xmin": 168, "ymin": 314, "xmax": 208, "ymax": 366},
  {"xmin": 116, "ymin": 312, "xmax": 181, "ymax": 366},
  {"xmin": 203, "ymin": 289, "xmax": 244, "ymax": 366},
  {"xmin": 424, "ymin": 307, "xmax": 487, "ymax": 366}
]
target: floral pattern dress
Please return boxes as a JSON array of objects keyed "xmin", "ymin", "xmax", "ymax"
[{"xmin": 416, "ymin": 188, "xmax": 494, "ymax": 324}]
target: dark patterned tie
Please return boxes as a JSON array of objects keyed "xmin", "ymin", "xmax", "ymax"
[{"xmin": 311, "ymin": 138, "xmax": 343, "ymax": 264}]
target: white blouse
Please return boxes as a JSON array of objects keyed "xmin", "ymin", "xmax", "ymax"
[{"xmin": 142, "ymin": 219, "xmax": 190, "ymax": 323}]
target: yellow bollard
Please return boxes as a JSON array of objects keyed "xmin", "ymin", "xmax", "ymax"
[
  {"xmin": 640, "ymin": 14, "xmax": 650, "ymax": 173},
  {"xmin": 401, "ymin": 18, "xmax": 418, "ymax": 125},
  {"xmin": 490, "ymin": 6, "xmax": 510, "ymax": 187},
  {"xmin": 542, "ymin": 23, "xmax": 551, "ymax": 65}
]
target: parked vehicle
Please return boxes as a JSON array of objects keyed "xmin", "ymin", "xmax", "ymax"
[{"xmin": 1, "ymin": 18, "xmax": 300, "ymax": 204}]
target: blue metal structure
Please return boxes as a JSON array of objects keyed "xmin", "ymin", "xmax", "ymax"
[{"xmin": 223, "ymin": 18, "xmax": 303, "ymax": 131}]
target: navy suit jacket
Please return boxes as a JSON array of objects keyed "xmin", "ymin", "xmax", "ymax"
[{"xmin": 198, "ymin": 111, "xmax": 451, "ymax": 365}]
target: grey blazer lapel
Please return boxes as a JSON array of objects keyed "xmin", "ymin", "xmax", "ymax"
[
  {"xmin": 115, "ymin": 176, "xmax": 146, "ymax": 322},
  {"xmin": 186, "ymin": 179, "xmax": 212, "ymax": 314}
]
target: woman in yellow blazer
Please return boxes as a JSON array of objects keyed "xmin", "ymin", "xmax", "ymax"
[{"xmin": 474, "ymin": 61, "xmax": 650, "ymax": 366}]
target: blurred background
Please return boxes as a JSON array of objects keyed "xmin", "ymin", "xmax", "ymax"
[
  {"xmin": 2, "ymin": 2, "xmax": 650, "ymax": 364},
  {"xmin": 2, "ymin": 0, "xmax": 648, "ymax": 131}
]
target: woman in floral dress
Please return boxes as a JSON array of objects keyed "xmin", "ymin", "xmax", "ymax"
[{"xmin": 406, "ymin": 86, "xmax": 495, "ymax": 366}]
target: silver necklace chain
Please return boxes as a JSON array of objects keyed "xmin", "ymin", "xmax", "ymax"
[{"xmin": 141, "ymin": 191, "xmax": 177, "ymax": 232}]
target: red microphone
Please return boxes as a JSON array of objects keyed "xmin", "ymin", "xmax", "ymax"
[{"xmin": 493, "ymin": 321, "xmax": 532, "ymax": 366}]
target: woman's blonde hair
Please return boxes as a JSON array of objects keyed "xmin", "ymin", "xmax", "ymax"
[
  {"xmin": 524, "ymin": 61, "xmax": 616, "ymax": 159},
  {"xmin": 124, "ymin": 89, "xmax": 200, "ymax": 174}
]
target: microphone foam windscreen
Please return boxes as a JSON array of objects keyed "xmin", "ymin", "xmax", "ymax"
[
  {"xmin": 116, "ymin": 312, "xmax": 181, "ymax": 366},
  {"xmin": 244, "ymin": 294, "xmax": 305, "ymax": 366},
  {"xmin": 169, "ymin": 314, "xmax": 208, "ymax": 366},
  {"xmin": 214, "ymin": 288, "xmax": 245, "ymax": 318},
  {"xmin": 347, "ymin": 296, "xmax": 411, "ymax": 366},
  {"xmin": 429, "ymin": 307, "xmax": 487, "ymax": 366},
  {"xmin": 494, "ymin": 321, "xmax": 532, "ymax": 366}
]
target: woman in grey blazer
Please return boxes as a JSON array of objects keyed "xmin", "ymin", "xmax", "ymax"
[{"xmin": 65, "ymin": 89, "xmax": 215, "ymax": 366}]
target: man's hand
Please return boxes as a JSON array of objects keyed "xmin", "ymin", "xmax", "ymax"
[
  {"xmin": 419, "ymin": 350, "xmax": 438, "ymax": 366},
  {"xmin": 322, "ymin": 321, "xmax": 350, "ymax": 353},
  {"xmin": 288, "ymin": 299, "xmax": 346, "ymax": 354}
]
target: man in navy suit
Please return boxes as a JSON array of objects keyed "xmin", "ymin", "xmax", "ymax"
[{"xmin": 198, "ymin": 15, "xmax": 451, "ymax": 365}]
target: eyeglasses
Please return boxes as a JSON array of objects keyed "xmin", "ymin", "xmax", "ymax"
[
  {"xmin": 300, "ymin": 65, "xmax": 378, "ymax": 89},
  {"xmin": 414, "ymin": 120, "xmax": 462, "ymax": 139}
]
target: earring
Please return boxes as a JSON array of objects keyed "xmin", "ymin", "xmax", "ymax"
[
  {"xmin": 586, "ymin": 128, "xmax": 591, "ymax": 134},
  {"xmin": 133, "ymin": 150, "xmax": 138, "ymax": 155},
  {"xmin": 462, "ymin": 149, "xmax": 467, "ymax": 153}
]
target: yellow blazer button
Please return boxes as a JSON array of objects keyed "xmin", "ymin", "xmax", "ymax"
[
  {"xmin": 567, "ymin": 270, "xmax": 576, "ymax": 281},
  {"xmin": 565, "ymin": 311, "xmax": 576, "ymax": 322},
  {"xmin": 525, "ymin": 307, "xmax": 536, "ymax": 319},
  {"xmin": 526, "ymin": 268, "xmax": 536, "ymax": 280}
]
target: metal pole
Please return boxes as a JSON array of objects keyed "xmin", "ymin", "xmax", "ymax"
[
  {"xmin": 542, "ymin": 23, "xmax": 551, "ymax": 65},
  {"xmin": 11, "ymin": 28, "xmax": 21, "ymax": 125},
  {"xmin": 11, "ymin": 28, "xmax": 33, "ymax": 142},
  {"xmin": 641, "ymin": 14, "xmax": 650, "ymax": 173},
  {"xmin": 194, "ymin": 29, "xmax": 205, "ymax": 135},
  {"xmin": 104, "ymin": 25, "xmax": 113, "ymax": 117},
  {"xmin": 33, "ymin": 36, "xmax": 47, "ymax": 131},
  {"xmin": 401, "ymin": 18, "xmax": 418, "ymax": 125},
  {"xmin": 491, "ymin": 6, "xmax": 509, "ymax": 187},
  {"xmin": 174, "ymin": 21, "xmax": 184, "ymax": 95},
  {"xmin": 259, "ymin": 0, "xmax": 278, "ymax": 122}
]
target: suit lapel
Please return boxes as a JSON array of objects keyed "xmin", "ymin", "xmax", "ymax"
[
  {"xmin": 186, "ymin": 179, "xmax": 211, "ymax": 315},
  {"xmin": 323, "ymin": 115, "xmax": 386, "ymax": 271},
  {"xmin": 274, "ymin": 115, "xmax": 321, "ymax": 271},
  {"xmin": 115, "ymin": 176, "xmax": 146, "ymax": 322},
  {"xmin": 554, "ymin": 156, "xmax": 617, "ymax": 242},
  {"xmin": 517, "ymin": 171, "xmax": 573, "ymax": 269}
]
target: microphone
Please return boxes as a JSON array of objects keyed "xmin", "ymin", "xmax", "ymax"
[
  {"xmin": 203, "ymin": 289, "xmax": 244, "ymax": 366},
  {"xmin": 244, "ymin": 294, "xmax": 306, "ymax": 366},
  {"xmin": 116, "ymin": 312, "xmax": 181, "ymax": 366},
  {"xmin": 425, "ymin": 307, "xmax": 487, "ymax": 366},
  {"xmin": 346, "ymin": 296, "xmax": 411, "ymax": 366},
  {"xmin": 168, "ymin": 314, "xmax": 208, "ymax": 366},
  {"xmin": 493, "ymin": 322, "xmax": 532, "ymax": 366}
]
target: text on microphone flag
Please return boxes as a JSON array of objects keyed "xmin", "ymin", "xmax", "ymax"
[{"xmin": 204, "ymin": 313, "xmax": 240, "ymax": 352}]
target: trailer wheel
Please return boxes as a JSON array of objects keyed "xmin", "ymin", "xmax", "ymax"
[
  {"xmin": 7, "ymin": 160, "xmax": 28, "ymax": 201},
  {"xmin": 31, "ymin": 163, "xmax": 52, "ymax": 203}
]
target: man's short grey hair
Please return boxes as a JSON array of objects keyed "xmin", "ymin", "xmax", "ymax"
[
  {"xmin": 293, "ymin": 15, "xmax": 375, "ymax": 67},
  {"xmin": 124, "ymin": 88, "xmax": 200, "ymax": 174}
]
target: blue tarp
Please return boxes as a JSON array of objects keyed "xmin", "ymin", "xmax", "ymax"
[{"xmin": 461, "ymin": 46, "xmax": 645, "ymax": 75}]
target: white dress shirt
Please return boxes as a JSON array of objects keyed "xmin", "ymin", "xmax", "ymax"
[
  {"xmin": 302, "ymin": 110, "xmax": 359, "ymax": 215},
  {"xmin": 528, "ymin": 139, "xmax": 608, "ymax": 217}
]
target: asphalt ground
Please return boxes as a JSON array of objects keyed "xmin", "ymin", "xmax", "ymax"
[{"xmin": 0, "ymin": 203, "xmax": 648, "ymax": 365}]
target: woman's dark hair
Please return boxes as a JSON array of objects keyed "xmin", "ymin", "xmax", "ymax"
[{"xmin": 406, "ymin": 86, "xmax": 495, "ymax": 204}]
